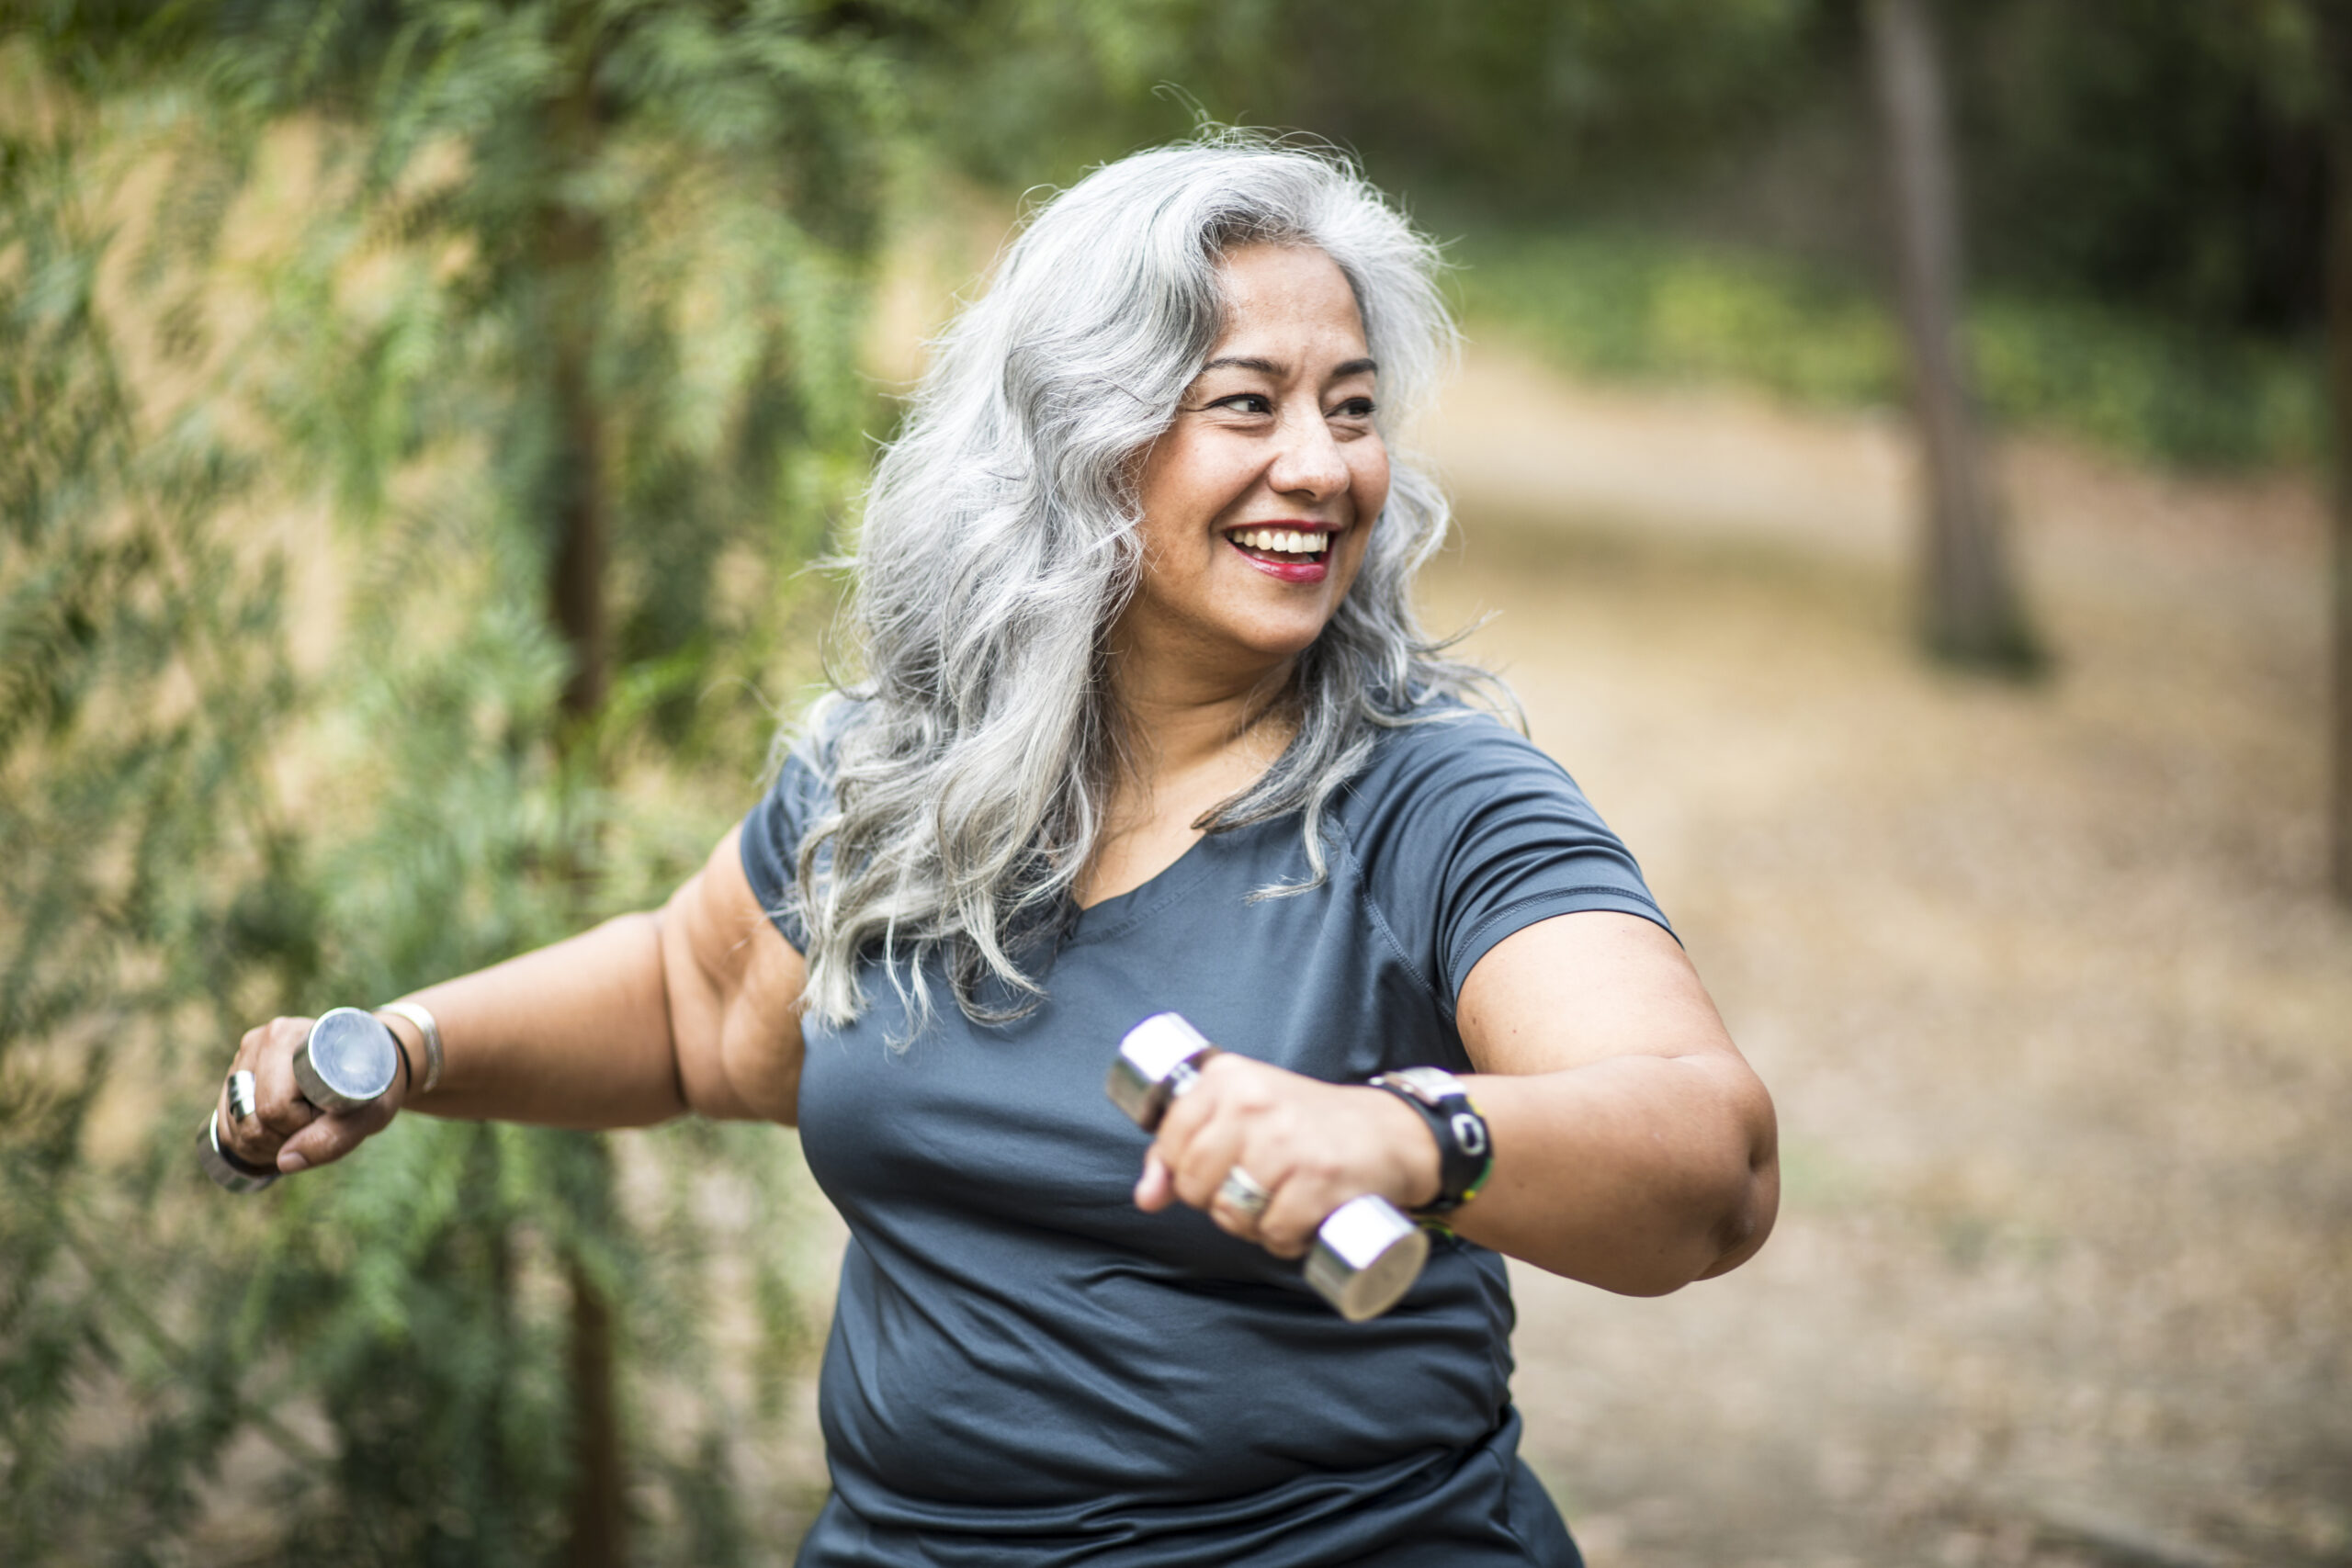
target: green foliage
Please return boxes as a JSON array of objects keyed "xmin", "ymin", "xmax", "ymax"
[
  {"xmin": 1455, "ymin": 227, "xmax": 2323, "ymax": 470},
  {"xmin": 2, "ymin": 3, "xmax": 898, "ymax": 1559},
  {"xmin": 0, "ymin": 95, "xmax": 294, "ymax": 1558},
  {"xmin": 1956, "ymin": 0, "xmax": 2325, "ymax": 339},
  {"xmin": 908, "ymin": 0, "xmax": 1826, "ymax": 201},
  {"xmin": 912, "ymin": 0, "xmax": 2327, "ymax": 471}
]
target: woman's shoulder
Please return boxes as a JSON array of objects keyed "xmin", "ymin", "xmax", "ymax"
[
  {"xmin": 767, "ymin": 693, "xmax": 868, "ymax": 790},
  {"xmin": 1342, "ymin": 697, "xmax": 1575, "ymax": 813},
  {"xmin": 1330, "ymin": 694, "xmax": 1643, "ymax": 892},
  {"xmin": 745, "ymin": 697, "xmax": 864, "ymax": 861},
  {"xmin": 1333, "ymin": 695, "xmax": 1667, "ymax": 999}
]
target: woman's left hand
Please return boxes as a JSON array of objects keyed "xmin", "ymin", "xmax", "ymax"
[{"xmin": 1133, "ymin": 1054, "xmax": 1440, "ymax": 1258}]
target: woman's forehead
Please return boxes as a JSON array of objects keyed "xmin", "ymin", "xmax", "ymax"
[{"xmin": 1205, "ymin": 245, "xmax": 1371, "ymax": 372}]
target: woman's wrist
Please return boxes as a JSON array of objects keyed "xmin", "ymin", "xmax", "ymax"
[
  {"xmin": 1367, "ymin": 1068, "xmax": 1495, "ymax": 1217},
  {"xmin": 1357, "ymin": 1086, "xmax": 1444, "ymax": 1211},
  {"xmin": 373, "ymin": 1009, "xmax": 428, "ymax": 1110}
]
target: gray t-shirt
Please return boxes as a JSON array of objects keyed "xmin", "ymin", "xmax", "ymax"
[{"xmin": 741, "ymin": 703, "xmax": 1666, "ymax": 1566}]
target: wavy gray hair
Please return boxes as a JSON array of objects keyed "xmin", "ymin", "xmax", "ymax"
[{"xmin": 790, "ymin": 133, "xmax": 1501, "ymax": 1034}]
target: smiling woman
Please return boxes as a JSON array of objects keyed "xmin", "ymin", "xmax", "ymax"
[{"xmin": 204, "ymin": 133, "xmax": 1777, "ymax": 1567}]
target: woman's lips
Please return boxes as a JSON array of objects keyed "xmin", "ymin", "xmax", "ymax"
[{"xmin": 1226, "ymin": 525, "xmax": 1337, "ymax": 585}]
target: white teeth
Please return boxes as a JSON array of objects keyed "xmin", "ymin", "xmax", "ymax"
[{"xmin": 1232, "ymin": 527, "xmax": 1328, "ymax": 555}]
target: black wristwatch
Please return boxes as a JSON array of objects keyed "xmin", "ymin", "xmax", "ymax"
[{"xmin": 1367, "ymin": 1066, "xmax": 1493, "ymax": 1218}]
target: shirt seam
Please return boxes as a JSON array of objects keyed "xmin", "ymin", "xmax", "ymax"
[{"xmin": 1327, "ymin": 807, "xmax": 1443, "ymax": 1011}]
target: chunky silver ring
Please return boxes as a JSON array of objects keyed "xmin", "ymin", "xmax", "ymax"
[
  {"xmin": 1217, "ymin": 1166, "xmax": 1272, "ymax": 1220},
  {"xmin": 227, "ymin": 1069, "xmax": 258, "ymax": 1123}
]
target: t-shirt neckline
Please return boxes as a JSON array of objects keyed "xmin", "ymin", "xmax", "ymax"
[{"xmin": 1065, "ymin": 829, "xmax": 1233, "ymax": 946}]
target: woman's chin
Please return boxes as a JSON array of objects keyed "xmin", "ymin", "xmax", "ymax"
[{"xmin": 1222, "ymin": 616, "xmax": 1340, "ymax": 670}]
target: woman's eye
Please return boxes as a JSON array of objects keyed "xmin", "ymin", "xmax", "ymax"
[
  {"xmin": 1333, "ymin": 397, "xmax": 1377, "ymax": 420},
  {"xmin": 1209, "ymin": 393, "xmax": 1273, "ymax": 415}
]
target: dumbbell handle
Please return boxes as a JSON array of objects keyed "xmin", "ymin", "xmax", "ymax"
[
  {"xmin": 195, "ymin": 1008, "xmax": 401, "ymax": 1193},
  {"xmin": 1108, "ymin": 1012, "xmax": 1430, "ymax": 1323}
]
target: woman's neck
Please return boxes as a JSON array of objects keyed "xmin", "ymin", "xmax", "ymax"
[
  {"xmin": 1076, "ymin": 654, "xmax": 1298, "ymax": 908},
  {"xmin": 1113, "ymin": 654, "xmax": 1296, "ymax": 784}
]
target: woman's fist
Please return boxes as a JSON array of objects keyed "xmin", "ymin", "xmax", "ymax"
[
  {"xmin": 1134, "ymin": 1053, "xmax": 1440, "ymax": 1258},
  {"xmin": 214, "ymin": 1013, "xmax": 408, "ymax": 1176}
]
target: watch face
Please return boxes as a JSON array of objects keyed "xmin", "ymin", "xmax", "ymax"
[{"xmin": 1384, "ymin": 1066, "xmax": 1463, "ymax": 1105}]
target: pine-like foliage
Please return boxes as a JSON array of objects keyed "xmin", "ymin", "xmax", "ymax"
[{"xmin": 0, "ymin": 4, "xmax": 908, "ymax": 1559}]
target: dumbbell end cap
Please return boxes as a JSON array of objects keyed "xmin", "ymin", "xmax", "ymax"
[
  {"xmin": 292, "ymin": 1007, "xmax": 400, "ymax": 1112},
  {"xmin": 1306, "ymin": 1195, "xmax": 1430, "ymax": 1322},
  {"xmin": 1106, "ymin": 1012, "xmax": 1216, "ymax": 1130}
]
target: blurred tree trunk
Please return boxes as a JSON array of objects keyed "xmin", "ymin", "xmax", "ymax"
[
  {"xmin": 537, "ymin": 35, "xmax": 627, "ymax": 1568},
  {"xmin": 2322, "ymin": 8, "xmax": 2352, "ymax": 906},
  {"xmin": 1865, "ymin": 0, "xmax": 2041, "ymax": 672},
  {"xmin": 546, "ymin": 108, "xmax": 610, "ymax": 729}
]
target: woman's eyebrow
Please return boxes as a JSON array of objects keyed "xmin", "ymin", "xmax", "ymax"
[{"xmin": 1196, "ymin": 355, "xmax": 1380, "ymax": 377}]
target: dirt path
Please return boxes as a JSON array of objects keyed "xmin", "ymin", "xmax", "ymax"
[{"xmin": 1415, "ymin": 349, "xmax": 2348, "ymax": 1567}]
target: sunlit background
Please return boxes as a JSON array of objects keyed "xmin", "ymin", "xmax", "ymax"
[{"xmin": 3, "ymin": 5, "xmax": 2345, "ymax": 1565}]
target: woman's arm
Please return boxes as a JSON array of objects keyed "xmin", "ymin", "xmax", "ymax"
[
  {"xmin": 217, "ymin": 824, "xmax": 808, "ymax": 1176},
  {"xmin": 1136, "ymin": 910, "xmax": 1777, "ymax": 1296},
  {"xmin": 1442, "ymin": 911, "xmax": 1777, "ymax": 1293}
]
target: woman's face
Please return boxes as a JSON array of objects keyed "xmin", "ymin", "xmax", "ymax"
[{"xmin": 1120, "ymin": 243, "xmax": 1390, "ymax": 688}]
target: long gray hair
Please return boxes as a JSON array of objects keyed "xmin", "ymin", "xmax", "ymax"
[{"xmin": 791, "ymin": 133, "xmax": 1500, "ymax": 1034}]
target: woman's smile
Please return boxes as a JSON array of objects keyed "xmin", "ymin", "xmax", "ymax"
[
  {"xmin": 1223, "ymin": 521, "xmax": 1344, "ymax": 583},
  {"xmin": 1120, "ymin": 242, "xmax": 1391, "ymax": 682}
]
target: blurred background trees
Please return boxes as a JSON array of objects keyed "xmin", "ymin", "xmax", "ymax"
[
  {"xmin": 1, "ymin": 0, "xmax": 2341, "ymax": 1562},
  {"xmin": 6, "ymin": 3, "xmax": 907, "ymax": 1561}
]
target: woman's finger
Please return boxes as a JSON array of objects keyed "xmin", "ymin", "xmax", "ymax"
[
  {"xmin": 215, "ymin": 1067, "xmax": 280, "ymax": 1167},
  {"xmin": 277, "ymin": 1096, "xmax": 396, "ymax": 1174},
  {"xmin": 219, "ymin": 1020, "xmax": 293, "ymax": 1164},
  {"xmin": 1251, "ymin": 1179, "xmax": 1323, "ymax": 1260},
  {"xmin": 1162, "ymin": 1104, "xmax": 1250, "ymax": 1213},
  {"xmin": 254, "ymin": 1019, "xmax": 321, "ymax": 1134},
  {"xmin": 1206, "ymin": 1159, "xmax": 1282, "ymax": 1245},
  {"xmin": 1140, "ymin": 1056, "xmax": 1223, "ymax": 1201},
  {"xmin": 251, "ymin": 1017, "xmax": 319, "ymax": 1140},
  {"xmin": 1147, "ymin": 1055, "xmax": 1220, "ymax": 1164},
  {"xmin": 1134, "ymin": 1150, "xmax": 1175, "ymax": 1212}
]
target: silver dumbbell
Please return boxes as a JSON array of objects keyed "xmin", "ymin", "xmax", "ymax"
[
  {"xmin": 1108, "ymin": 1012, "xmax": 1430, "ymax": 1323},
  {"xmin": 196, "ymin": 1007, "xmax": 402, "ymax": 1192}
]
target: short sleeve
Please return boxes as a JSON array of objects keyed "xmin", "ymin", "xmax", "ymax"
[
  {"xmin": 738, "ymin": 746, "xmax": 832, "ymax": 954},
  {"xmin": 1340, "ymin": 711, "xmax": 1671, "ymax": 1008}
]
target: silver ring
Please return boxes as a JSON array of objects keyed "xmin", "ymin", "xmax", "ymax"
[
  {"xmin": 1217, "ymin": 1166, "xmax": 1272, "ymax": 1220},
  {"xmin": 227, "ymin": 1069, "xmax": 258, "ymax": 1123}
]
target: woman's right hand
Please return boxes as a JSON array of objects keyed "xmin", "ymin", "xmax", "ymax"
[{"xmin": 214, "ymin": 1015, "xmax": 408, "ymax": 1177}]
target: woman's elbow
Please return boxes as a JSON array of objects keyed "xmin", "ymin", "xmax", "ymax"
[
  {"xmin": 1691, "ymin": 1108, "xmax": 1780, "ymax": 1284},
  {"xmin": 1621, "ymin": 1108, "xmax": 1781, "ymax": 1296}
]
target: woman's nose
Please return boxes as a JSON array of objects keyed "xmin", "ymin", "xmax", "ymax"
[{"xmin": 1267, "ymin": 411, "xmax": 1351, "ymax": 501}]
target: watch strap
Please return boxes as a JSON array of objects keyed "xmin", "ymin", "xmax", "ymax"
[{"xmin": 1368, "ymin": 1068, "xmax": 1493, "ymax": 1217}]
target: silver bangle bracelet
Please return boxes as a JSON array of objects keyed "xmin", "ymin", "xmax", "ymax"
[{"xmin": 377, "ymin": 1000, "xmax": 446, "ymax": 1096}]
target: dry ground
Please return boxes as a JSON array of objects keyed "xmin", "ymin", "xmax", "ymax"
[
  {"xmin": 1415, "ymin": 354, "xmax": 2351, "ymax": 1568},
  {"xmin": 753, "ymin": 352, "xmax": 2350, "ymax": 1567}
]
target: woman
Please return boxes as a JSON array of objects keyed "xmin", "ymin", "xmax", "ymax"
[{"xmin": 215, "ymin": 136, "xmax": 1779, "ymax": 1565}]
